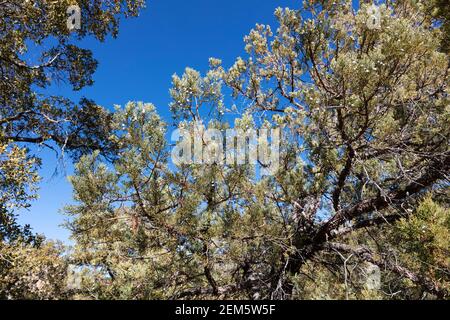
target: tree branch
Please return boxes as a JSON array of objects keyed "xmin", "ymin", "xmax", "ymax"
[{"xmin": 325, "ymin": 242, "xmax": 448, "ymax": 298}]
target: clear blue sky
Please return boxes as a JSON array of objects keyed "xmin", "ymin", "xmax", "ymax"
[{"xmin": 18, "ymin": 0, "xmax": 297, "ymax": 243}]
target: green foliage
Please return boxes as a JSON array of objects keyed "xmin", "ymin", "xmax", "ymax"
[
  {"xmin": 1, "ymin": 0, "xmax": 449, "ymax": 300},
  {"xmin": 0, "ymin": 140, "xmax": 40, "ymax": 243},
  {"xmin": 63, "ymin": 0, "xmax": 449, "ymax": 300}
]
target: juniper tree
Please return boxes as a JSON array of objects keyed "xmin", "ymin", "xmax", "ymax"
[
  {"xmin": 0, "ymin": 0, "xmax": 145, "ymax": 299},
  {"xmin": 68, "ymin": 0, "xmax": 449, "ymax": 300},
  {"xmin": 0, "ymin": 0, "xmax": 145, "ymax": 239}
]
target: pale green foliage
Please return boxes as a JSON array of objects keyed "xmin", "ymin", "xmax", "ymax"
[
  {"xmin": 396, "ymin": 198, "xmax": 449, "ymax": 268},
  {"xmin": 65, "ymin": 0, "xmax": 449, "ymax": 300},
  {"xmin": 65, "ymin": 102, "xmax": 177, "ymax": 299},
  {"xmin": 390, "ymin": 198, "xmax": 450, "ymax": 296},
  {"xmin": 1, "ymin": 0, "xmax": 448, "ymax": 300},
  {"xmin": 170, "ymin": 62, "xmax": 225, "ymax": 120}
]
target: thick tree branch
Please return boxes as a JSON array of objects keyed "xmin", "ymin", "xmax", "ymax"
[
  {"xmin": 332, "ymin": 146, "xmax": 355, "ymax": 212},
  {"xmin": 315, "ymin": 155, "xmax": 450, "ymax": 245}
]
